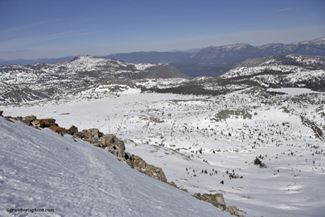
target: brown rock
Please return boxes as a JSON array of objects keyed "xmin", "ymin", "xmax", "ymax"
[
  {"xmin": 32, "ymin": 118, "xmax": 56, "ymax": 128},
  {"xmin": 48, "ymin": 125, "xmax": 68, "ymax": 135},
  {"xmin": 169, "ymin": 181, "xmax": 178, "ymax": 188}
]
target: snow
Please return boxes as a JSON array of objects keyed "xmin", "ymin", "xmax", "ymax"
[
  {"xmin": 267, "ymin": 88, "xmax": 319, "ymax": 95},
  {"xmin": 0, "ymin": 117, "xmax": 230, "ymax": 217},
  {"xmin": 2, "ymin": 89, "xmax": 325, "ymax": 217}
]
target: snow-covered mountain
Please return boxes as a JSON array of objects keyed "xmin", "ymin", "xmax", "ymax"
[
  {"xmin": 0, "ymin": 116, "xmax": 232, "ymax": 217},
  {"xmin": 0, "ymin": 55, "xmax": 187, "ymax": 105},
  {"xmin": 220, "ymin": 54, "xmax": 325, "ymax": 91},
  {"xmin": 190, "ymin": 36, "xmax": 325, "ymax": 64},
  {"xmin": 2, "ymin": 36, "xmax": 325, "ymax": 69}
]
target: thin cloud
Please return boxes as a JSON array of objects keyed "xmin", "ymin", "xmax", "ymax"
[
  {"xmin": 0, "ymin": 20, "xmax": 56, "ymax": 34},
  {"xmin": 0, "ymin": 29, "xmax": 97, "ymax": 49},
  {"xmin": 1, "ymin": 49, "xmax": 33, "ymax": 53},
  {"xmin": 276, "ymin": 8, "xmax": 298, "ymax": 12}
]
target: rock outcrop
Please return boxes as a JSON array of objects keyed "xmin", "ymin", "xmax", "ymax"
[
  {"xmin": 193, "ymin": 193, "xmax": 243, "ymax": 217},
  {"xmin": 193, "ymin": 193, "xmax": 227, "ymax": 211},
  {"xmin": 125, "ymin": 154, "xmax": 167, "ymax": 182}
]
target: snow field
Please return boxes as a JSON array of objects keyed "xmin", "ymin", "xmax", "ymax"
[{"xmin": 1, "ymin": 89, "xmax": 325, "ymax": 217}]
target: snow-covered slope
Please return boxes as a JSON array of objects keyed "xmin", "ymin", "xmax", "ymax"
[{"xmin": 0, "ymin": 117, "xmax": 231, "ymax": 217}]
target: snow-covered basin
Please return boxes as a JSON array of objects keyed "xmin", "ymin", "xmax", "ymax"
[
  {"xmin": 0, "ymin": 117, "xmax": 230, "ymax": 217},
  {"xmin": 267, "ymin": 88, "xmax": 320, "ymax": 95}
]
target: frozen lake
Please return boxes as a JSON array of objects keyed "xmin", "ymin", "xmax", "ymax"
[{"xmin": 267, "ymin": 87, "xmax": 320, "ymax": 95}]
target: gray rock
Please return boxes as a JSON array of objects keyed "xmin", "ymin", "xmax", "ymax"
[
  {"xmin": 193, "ymin": 193, "xmax": 227, "ymax": 211},
  {"xmin": 105, "ymin": 137, "xmax": 125, "ymax": 158},
  {"xmin": 226, "ymin": 206, "xmax": 244, "ymax": 217},
  {"xmin": 23, "ymin": 115, "xmax": 37, "ymax": 126},
  {"xmin": 80, "ymin": 128, "xmax": 103, "ymax": 143}
]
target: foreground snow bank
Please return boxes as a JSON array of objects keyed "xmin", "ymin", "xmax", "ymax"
[{"xmin": 0, "ymin": 117, "xmax": 230, "ymax": 217}]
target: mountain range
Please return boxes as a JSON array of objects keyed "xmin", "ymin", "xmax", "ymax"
[
  {"xmin": 190, "ymin": 36, "xmax": 325, "ymax": 64},
  {"xmin": 1, "ymin": 53, "xmax": 324, "ymax": 105},
  {"xmin": 1, "ymin": 37, "xmax": 324, "ymax": 68}
]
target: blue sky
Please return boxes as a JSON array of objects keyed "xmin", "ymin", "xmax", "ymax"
[{"xmin": 0, "ymin": 0, "xmax": 324, "ymax": 59}]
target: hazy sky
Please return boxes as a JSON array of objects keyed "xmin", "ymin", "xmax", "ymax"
[{"xmin": 0, "ymin": 0, "xmax": 325, "ymax": 59}]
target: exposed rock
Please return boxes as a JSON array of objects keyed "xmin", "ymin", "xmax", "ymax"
[
  {"xmin": 99, "ymin": 134, "xmax": 115, "ymax": 146},
  {"xmin": 193, "ymin": 193, "xmax": 227, "ymax": 211},
  {"xmin": 226, "ymin": 206, "xmax": 244, "ymax": 217},
  {"xmin": 48, "ymin": 125, "xmax": 68, "ymax": 135},
  {"xmin": 80, "ymin": 128, "xmax": 102, "ymax": 143},
  {"xmin": 126, "ymin": 153, "xmax": 167, "ymax": 182},
  {"xmin": 22, "ymin": 115, "xmax": 37, "ymax": 126},
  {"xmin": 32, "ymin": 118, "xmax": 56, "ymax": 128},
  {"xmin": 193, "ymin": 193, "xmax": 243, "ymax": 217},
  {"xmin": 0, "ymin": 111, "xmax": 3, "ymax": 116},
  {"xmin": 169, "ymin": 181, "xmax": 178, "ymax": 188},
  {"xmin": 109, "ymin": 139, "xmax": 125, "ymax": 158},
  {"xmin": 67, "ymin": 125, "xmax": 78, "ymax": 135}
]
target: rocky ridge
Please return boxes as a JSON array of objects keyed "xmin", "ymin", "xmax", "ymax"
[{"xmin": 0, "ymin": 110, "xmax": 243, "ymax": 216}]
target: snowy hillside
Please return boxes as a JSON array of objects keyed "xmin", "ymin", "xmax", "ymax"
[
  {"xmin": 0, "ymin": 116, "xmax": 233, "ymax": 217},
  {"xmin": 0, "ymin": 55, "xmax": 187, "ymax": 105},
  {"xmin": 220, "ymin": 54, "xmax": 325, "ymax": 91}
]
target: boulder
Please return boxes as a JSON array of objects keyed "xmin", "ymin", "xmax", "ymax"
[
  {"xmin": 23, "ymin": 115, "xmax": 37, "ymax": 126},
  {"xmin": 67, "ymin": 125, "xmax": 78, "ymax": 135},
  {"xmin": 80, "ymin": 128, "xmax": 103, "ymax": 143},
  {"xmin": 193, "ymin": 193, "xmax": 244, "ymax": 217},
  {"xmin": 105, "ymin": 136, "xmax": 125, "ymax": 158},
  {"xmin": 0, "ymin": 111, "xmax": 3, "ymax": 116},
  {"xmin": 32, "ymin": 118, "xmax": 56, "ymax": 128},
  {"xmin": 226, "ymin": 206, "xmax": 243, "ymax": 217},
  {"xmin": 169, "ymin": 181, "xmax": 178, "ymax": 188},
  {"xmin": 193, "ymin": 193, "xmax": 227, "ymax": 211},
  {"xmin": 126, "ymin": 154, "xmax": 167, "ymax": 182},
  {"xmin": 99, "ymin": 134, "xmax": 116, "ymax": 146},
  {"xmin": 48, "ymin": 124, "xmax": 68, "ymax": 135}
]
